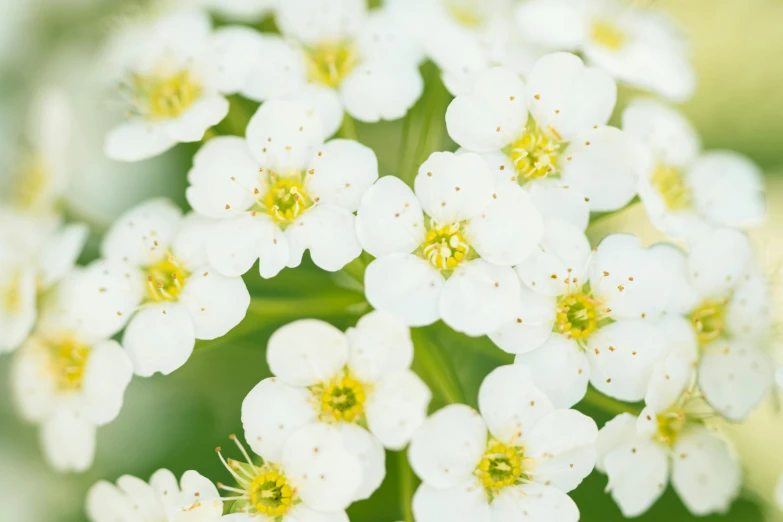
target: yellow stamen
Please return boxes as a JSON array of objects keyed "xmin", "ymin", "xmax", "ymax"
[
  {"xmin": 475, "ymin": 440, "xmax": 526, "ymax": 492},
  {"xmin": 421, "ymin": 224, "xmax": 470, "ymax": 271},
  {"xmin": 130, "ymin": 68, "xmax": 202, "ymax": 120},
  {"xmin": 317, "ymin": 370, "xmax": 367, "ymax": 423},
  {"xmin": 507, "ymin": 119, "xmax": 562, "ymax": 181},
  {"xmin": 590, "ymin": 20, "xmax": 627, "ymax": 50},
  {"xmin": 306, "ymin": 42, "xmax": 357, "ymax": 88},
  {"xmin": 650, "ymin": 164, "xmax": 691, "ymax": 211},
  {"xmin": 689, "ymin": 298, "xmax": 727, "ymax": 344},
  {"xmin": 145, "ymin": 255, "xmax": 190, "ymax": 302}
]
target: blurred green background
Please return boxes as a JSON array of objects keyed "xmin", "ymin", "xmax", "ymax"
[{"xmin": 1, "ymin": 1, "xmax": 783, "ymax": 521}]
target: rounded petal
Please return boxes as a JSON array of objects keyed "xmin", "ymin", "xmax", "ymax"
[
  {"xmin": 334, "ymin": 423, "xmax": 385, "ymax": 501},
  {"xmin": 602, "ymin": 439, "xmax": 670, "ymax": 517},
  {"xmin": 179, "ymin": 268, "xmax": 250, "ymax": 340},
  {"xmin": 341, "ymin": 59, "xmax": 423, "ymax": 122},
  {"xmin": 207, "ymin": 26, "xmax": 267, "ymax": 94},
  {"xmin": 514, "ymin": 335, "xmax": 590, "ymax": 408},
  {"xmin": 41, "ymin": 408, "xmax": 96, "ymax": 472},
  {"xmin": 286, "ymin": 83, "xmax": 345, "ymax": 139},
  {"xmin": 164, "ymin": 96, "xmax": 229, "ymax": 143},
  {"xmin": 206, "ymin": 214, "xmax": 287, "ymax": 278},
  {"xmin": 515, "ymin": 0, "xmax": 586, "ymax": 49},
  {"xmin": 0, "ymin": 267, "xmax": 37, "ymax": 353},
  {"xmin": 104, "ymin": 121, "xmax": 175, "ymax": 163},
  {"xmin": 726, "ymin": 268, "xmax": 771, "ymax": 341},
  {"xmin": 687, "ymin": 228, "xmax": 752, "ymax": 298},
  {"xmin": 408, "ymin": 404, "xmax": 487, "ymax": 488},
  {"xmin": 241, "ymin": 37, "xmax": 308, "ymax": 102},
  {"xmin": 440, "ymin": 260, "xmax": 521, "ymax": 337},
  {"xmin": 150, "ymin": 468, "xmax": 182, "ymax": 512},
  {"xmin": 10, "ymin": 342, "xmax": 56, "ymax": 422},
  {"xmin": 267, "ymin": 319, "xmax": 349, "ymax": 386},
  {"xmin": 82, "ymin": 340, "xmax": 133, "ymax": 426},
  {"xmin": 306, "ymin": 139, "xmax": 379, "ymax": 211},
  {"xmin": 86, "ymin": 481, "xmax": 138, "ymax": 522},
  {"xmin": 645, "ymin": 316, "xmax": 698, "ymax": 413},
  {"xmin": 355, "ymin": 176, "xmax": 425, "ymax": 257},
  {"xmin": 365, "ymin": 370, "xmax": 431, "ymax": 450},
  {"xmin": 527, "ymin": 179, "xmax": 590, "ymax": 232},
  {"xmin": 101, "ymin": 198, "xmax": 183, "ymax": 266},
  {"xmin": 490, "ymin": 483, "xmax": 580, "ymax": 522},
  {"xmin": 595, "ymin": 413, "xmax": 638, "ymax": 470},
  {"xmin": 621, "ymin": 98, "xmax": 700, "ymax": 168},
  {"xmin": 648, "ymin": 243, "xmax": 699, "ymax": 315},
  {"xmin": 489, "ymin": 286, "xmax": 557, "ymax": 355},
  {"xmin": 346, "ymin": 310, "xmax": 413, "ymax": 382},
  {"xmin": 365, "ymin": 254, "xmax": 444, "ymax": 327},
  {"xmin": 122, "ymin": 303, "xmax": 196, "ymax": 377},
  {"xmin": 170, "ymin": 213, "xmax": 212, "ymax": 268},
  {"xmin": 412, "ymin": 481, "xmax": 490, "ymax": 522},
  {"xmin": 172, "ymin": 470, "xmax": 223, "ymax": 522},
  {"xmin": 284, "ymin": 205, "xmax": 361, "ymax": 271},
  {"xmin": 277, "ymin": 0, "xmax": 366, "ymax": 43},
  {"xmin": 115, "ymin": 475, "xmax": 165, "ymax": 521},
  {"xmin": 39, "ymin": 223, "xmax": 89, "ymax": 288}
]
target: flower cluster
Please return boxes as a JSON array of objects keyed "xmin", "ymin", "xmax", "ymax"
[{"xmin": 1, "ymin": 1, "xmax": 777, "ymax": 521}]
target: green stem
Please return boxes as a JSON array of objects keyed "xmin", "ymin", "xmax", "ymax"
[
  {"xmin": 398, "ymin": 451, "xmax": 417, "ymax": 522},
  {"xmin": 411, "ymin": 329, "xmax": 465, "ymax": 404},
  {"xmin": 587, "ymin": 196, "xmax": 641, "ymax": 230},
  {"xmin": 339, "ymin": 113, "xmax": 359, "ymax": 140}
]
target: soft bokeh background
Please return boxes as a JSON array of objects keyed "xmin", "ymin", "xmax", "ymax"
[{"xmin": 1, "ymin": 0, "xmax": 782, "ymax": 521}]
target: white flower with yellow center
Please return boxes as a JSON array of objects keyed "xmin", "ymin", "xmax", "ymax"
[
  {"xmin": 356, "ymin": 151, "xmax": 543, "ymax": 334},
  {"xmin": 408, "ymin": 365, "xmax": 597, "ymax": 522},
  {"xmin": 242, "ymin": 312, "xmax": 431, "ymax": 502},
  {"xmin": 491, "ymin": 223, "xmax": 670, "ymax": 407},
  {"xmin": 10, "ymin": 282, "xmax": 133, "ymax": 473},
  {"xmin": 214, "ymin": 430, "xmax": 361, "ymax": 521},
  {"xmin": 623, "ymin": 98, "xmax": 766, "ymax": 240},
  {"xmin": 651, "ymin": 229, "xmax": 773, "ymax": 421},
  {"xmin": 103, "ymin": 7, "xmax": 242, "ymax": 162},
  {"xmin": 446, "ymin": 55, "xmax": 640, "ymax": 231},
  {"xmin": 83, "ymin": 198, "xmax": 250, "ymax": 377},
  {"xmin": 515, "ymin": 0, "xmax": 695, "ymax": 102},
  {"xmin": 86, "ymin": 468, "xmax": 223, "ymax": 522},
  {"xmin": 215, "ymin": 0, "xmax": 423, "ymax": 137},
  {"xmin": 186, "ymin": 100, "xmax": 377, "ymax": 278}
]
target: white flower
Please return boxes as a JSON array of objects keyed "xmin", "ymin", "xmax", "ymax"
[
  {"xmin": 356, "ymin": 151, "xmax": 543, "ymax": 334},
  {"xmin": 493, "ymin": 224, "xmax": 671, "ymax": 406},
  {"xmin": 242, "ymin": 311, "xmax": 431, "ymax": 501},
  {"xmin": 88, "ymin": 199, "xmax": 250, "ymax": 376},
  {"xmin": 86, "ymin": 468, "xmax": 223, "ymax": 522},
  {"xmin": 199, "ymin": 0, "xmax": 277, "ymax": 22},
  {"xmin": 408, "ymin": 365, "xmax": 597, "ymax": 522},
  {"xmin": 103, "ymin": 7, "xmax": 241, "ymax": 162},
  {"xmin": 623, "ymin": 98, "xmax": 766, "ymax": 240},
  {"xmin": 651, "ymin": 229, "xmax": 773, "ymax": 420},
  {"xmin": 515, "ymin": 0, "xmax": 695, "ymax": 101},
  {"xmin": 10, "ymin": 280, "xmax": 133, "ymax": 473},
  {"xmin": 186, "ymin": 100, "xmax": 377, "ymax": 277},
  {"xmin": 446, "ymin": 55, "xmax": 640, "ymax": 231},
  {"xmin": 214, "ymin": 0, "xmax": 423, "ymax": 136},
  {"xmin": 214, "ymin": 429, "xmax": 361, "ymax": 521}
]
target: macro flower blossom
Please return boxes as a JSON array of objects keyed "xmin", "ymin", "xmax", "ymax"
[
  {"xmin": 515, "ymin": 0, "xmax": 695, "ymax": 101},
  {"xmin": 491, "ymin": 224, "xmax": 670, "ymax": 406},
  {"xmin": 186, "ymin": 100, "xmax": 378, "ymax": 277},
  {"xmin": 86, "ymin": 198, "xmax": 250, "ymax": 376},
  {"xmin": 10, "ymin": 279, "xmax": 133, "ymax": 472},
  {"xmin": 623, "ymin": 98, "xmax": 766, "ymax": 240},
  {"xmin": 214, "ymin": 428, "xmax": 361, "ymax": 521},
  {"xmin": 86, "ymin": 468, "xmax": 223, "ymax": 522},
  {"xmin": 446, "ymin": 54, "xmax": 639, "ymax": 231},
  {"xmin": 242, "ymin": 311, "xmax": 431, "ymax": 501},
  {"xmin": 356, "ymin": 151, "xmax": 542, "ymax": 334},
  {"xmin": 409, "ymin": 365, "xmax": 597, "ymax": 522}
]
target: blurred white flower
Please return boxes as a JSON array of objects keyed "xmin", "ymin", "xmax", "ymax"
[
  {"xmin": 623, "ymin": 98, "xmax": 766, "ymax": 240},
  {"xmin": 212, "ymin": 0, "xmax": 423, "ymax": 136},
  {"xmin": 515, "ymin": 0, "xmax": 695, "ymax": 101},
  {"xmin": 496, "ymin": 226, "xmax": 671, "ymax": 406},
  {"xmin": 357, "ymin": 151, "xmax": 542, "ymax": 334},
  {"xmin": 408, "ymin": 365, "xmax": 597, "ymax": 522},
  {"xmin": 199, "ymin": 0, "xmax": 277, "ymax": 22},
  {"xmin": 10, "ymin": 281, "xmax": 133, "ymax": 473},
  {"xmin": 243, "ymin": 311, "xmax": 430, "ymax": 501},
  {"xmin": 186, "ymin": 100, "xmax": 378, "ymax": 277},
  {"xmin": 87, "ymin": 199, "xmax": 250, "ymax": 376},
  {"xmin": 447, "ymin": 55, "xmax": 640, "ymax": 230},
  {"xmin": 86, "ymin": 468, "xmax": 223, "ymax": 522},
  {"xmin": 215, "ymin": 429, "xmax": 361, "ymax": 521}
]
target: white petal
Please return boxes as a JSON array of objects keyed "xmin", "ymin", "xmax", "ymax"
[
  {"xmin": 595, "ymin": 413, "xmax": 638, "ymax": 470},
  {"xmin": 242, "ymin": 377, "xmax": 316, "ymax": 462},
  {"xmin": 648, "ymin": 243, "xmax": 699, "ymax": 315},
  {"xmin": 412, "ymin": 481, "xmax": 490, "ymax": 522},
  {"xmin": 39, "ymin": 223, "xmax": 88, "ymax": 288},
  {"xmin": 440, "ymin": 260, "xmax": 521, "ymax": 337},
  {"xmin": 267, "ymin": 319, "xmax": 349, "ymax": 386},
  {"xmin": 306, "ymin": 139, "xmax": 379, "ymax": 211},
  {"xmin": 465, "ymin": 184, "xmax": 543, "ymax": 266},
  {"xmin": 10, "ymin": 342, "xmax": 55, "ymax": 422},
  {"xmin": 82, "ymin": 340, "xmax": 133, "ymax": 426},
  {"xmin": 171, "ymin": 213, "xmax": 213, "ymax": 268},
  {"xmin": 586, "ymin": 320, "xmax": 665, "ymax": 402},
  {"xmin": 445, "ymin": 66, "xmax": 527, "ymax": 152},
  {"xmin": 355, "ymin": 176, "xmax": 425, "ymax": 257},
  {"xmin": 241, "ymin": 37, "xmax": 308, "ymax": 102},
  {"xmin": 621, "ymin": 98, "xmax": 700, "ymax": 168},
  {"xmin": 408, "ymin": 404, "xmax": 487, "ymax": 489},
  {"xmin": 514, "ymin": 0, "xmax": 586, "ymax": 49},
  {"xmin": 490, "ymin": 483, "xmax": 580, "ymax": 522},
  {"xmin": 284, "ymin": 205, "xmax": 362, "ymax": 271},
  {"xmin": 489, "ymin": 286, "xmax": 557, "ymax": 355},
  {"xmin": 687, "ymin": 228, "xmax": 752, "ymax": 298},
  {"xmin": 334, "ymin": 423, "xmax": 385, "ymax": 501},
  {"xmin": 277, "ymin": 0, "xmax": 366, "ymax": 43},
  {"xmin": 207, "ymin": 26, "xmax": 267, "ymax": 94},
  {"xmin": 179, "ymin": 268, "xmax": 250, "ymax": 340},
  {"xmin": 602, "ymin": 438, "xmax": 669, "ymax": 517},
  {"xmin": 86, "ymin": 481, "xmax": 137, "ymax": 522},
  {"xmin": 0, "ymin": 267, "xmax": 37, "ymax": 353},
  {"xmin": 281, "ymin": 423, "xmax": 363, "ymax": 512},
  {"xmin": 364, "ymin": 254, "xmax": 444, "ymax": 327},
  {"xmin": 346, "ymin": 310, "xmax": 413, "ymax": 382},
  {"xmin": 122, "ymin": 303, "xmax": 196, "ymax": 377},
  {"xmin": 699, "ymin": 341, "xmax": 773, "ymax": 421},
  {"xmin": 102, "ymin": 198, "xmax": 183, "ymax": 266},
  {"xmin": 206, "ymin": 214, "xmax": 286, "ymax": 278},
  {"xmin": 478, "ymin": 365, "xmax": 554, "ymax": 443},
  {"xmin": 527, "ymin": 52, "xmax": 616, "ymax": 140},
  {"xmin": 645, "ymin": 316, "xmax": 698, "ymax": 413},
  {"xmin": 527, "ymin": 179, "xmax": 590, "ymax": 232},
  {"xmin": 285, "ymin": 83, "xmax": 345, "ymax": 138},
  {"xmin": 115, "ymin": 475, "xmax": 165, "ymax": 521},
  {"xmin": 279, "ymin": 506, "xmax": 348, "ymax": 522},
  {"xmin": 164, "ymin": 95, "xmax": 229, "ymax": 143},
  {"xmin": 414, "ymin": 151, "xmax": 494, "ymax": 225},
  {"xmin": 341, "ymin": 59, "xmax": 423, "ymax": 122},
  {"xmin": 514, "ymin": 335, "xmax": 590, "ymax": 409},
  {"xmin": 41, "ymin": 408, "xmax": 96, "ymax": 472},
  {"xmin": 671, "ymin": 426, "xmax": 740, "ymax": 516},
  {"xmin": 150, "ymin": 468, "xmax": 181, "ymax": 513},
  {"xmin": 365, "ymin": 370, "xmax": 431, "ymax": 450},
  {"xmin": 561, "ymin": 126, "xmax": 639, "ymax": 212},
  {"xmin": 726, "ymin": 269, "xmax": 771, "ymax": 341},
  {"xmin": 173, "ymin": 470, "xmax": 223, "ymax": 522},
  {"xmin": 104, "ymin": 121, "xmax": 175, "ymax": 162}
]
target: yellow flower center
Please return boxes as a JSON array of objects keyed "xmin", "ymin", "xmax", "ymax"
[
  {"xmin": 689, "ymin": 298, "xmax": 727, "ymax": 344},
  {"xmin": 475, "ymin": 440, "xmax": 526, "ymax": 493},
  {"xmin": 145, "ymin": 255, "xmax": 190, "ymax": 302},
  {"xmin": 49, "ymin": 337, "xmax": 91, "ymax": 391},
  {"xmin": 317, "ymin": 371, "xmax": 367, "ymax": 423},
  {"xmin": 248, "ymin": 468, "xmax": 295, "ymax": 517},
  {"xmin": 651, "ymin": 164, "xmax": 691, "ymax": 211},
  {"xmin": 130, "ymin": 68, "xmax": 203, "ymax": 120},
  {"xmin": 556, "ymin": 292, "xmax": 601, "ymax": 340},
  {"xmin": 448, "ymin": 1, "xmax": 484, "ymax": 27},
  {"xmin": 590, "ymin": 20, "xmax": 627, "ymax": 50},
  {"xmin": 10, "ymin": 155, "xmax": 49, "ymax": 211},
  {"xmin": 507, "ymin": 120, "xmax": 563, "ymax": 181},
  {"xmin": 1, "ymin": 270, "xmax": 25, "ymax": 314},
  {"xmin": 263, "ymin": 176, "xmax": 314, "ymax": 224},
  {"xmin": 654, "ymin": 411, "xmax": 686, "ymax": 446},
  {"xmin": 421, "ymin": 224, "xmax": 470, "ymax": 271},
  {"xmin": 306, "ymin": 42, "xmax": 358, "ymax": 88}
]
